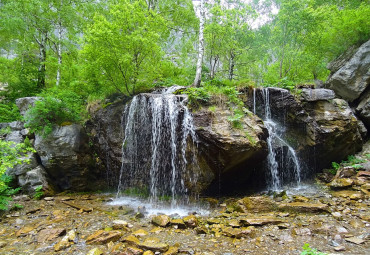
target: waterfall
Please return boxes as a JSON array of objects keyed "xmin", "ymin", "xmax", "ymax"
[
  {"xmin": 260, "ymin": 88, "xmax": 301, "ymax": 190},
  {"xmin": 116, "ymin": 88, "xmax": 198, "ymax": 206}
]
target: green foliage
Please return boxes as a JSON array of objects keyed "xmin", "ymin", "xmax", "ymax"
[
  {"xmin": 0, "ymin": 103, "xmax": 21, "ymax": 123},
  {"xmin": 301, "ymin": 243, "xmax": 327, "ymax": 255},
  {"xmin": 0, "ymin": 126, "xmax": 11, "ymax": 136},
  {"xmin": 24, "ymin": 89, "xmax": 84, "ymax": 137},
  {"xmin": 0, "ymin": 175, "xmax": 20, "ymax": 211},
  {"xmin": 330, "ymin": 155, "xmax": 367, "ymax": 174},
  {"xmin": 33, "ymin": 185, "xmax": 44, "ymax": 200},
  {"xmin": 0, "ymin": 140, "xmax": 34, "ymax": 211},
  {"xmin": 183, "ymin": 87, "xmax": 211, "ymax": 108}
]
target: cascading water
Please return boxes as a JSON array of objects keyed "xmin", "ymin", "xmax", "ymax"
[
  {"xmin": 116, "ymin": 87, "xmax": 198, "ymax": 206},
  {"xmin": 257, "ymin": 88, "xmax": 302, "ymax": 190}
]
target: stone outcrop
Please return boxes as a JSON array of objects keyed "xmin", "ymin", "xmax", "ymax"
[
  {"xmin": 325, "ymin": 40, "xmax": 370, "ymax": 102},
  {"xmin": 34, "ymin": 124, "xmax": 96, "ymax": 191},
  {"xmin": 193, "ymin": 106, "xmax": 268, "ymax": 193},
  {"xmin": 15, "ymin": 97, "xmax": 40, "ymax": 116},
  {"xmin": 325, "ymin": 39, "xmax": 370, "ymax": 130},
  {"xmin": 245, "ymin": 87, "xmax": 363, "ymax": 173},
  {"xmin": 2, "ymin": 97, "xmax": 97, "ymax": 194}
]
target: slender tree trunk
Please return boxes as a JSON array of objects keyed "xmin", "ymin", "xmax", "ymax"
[
  {"xmin": 193, "ymin": 0, "xmax": 205, "ymax": 87},
  {"xmin": 228, "ymin": 51, "xmax": 235, "ymax": 81},
  {"xmin": 56, "ymin": 20, "xmax": 62, "ymax": 86},
  {"xmin": 37, "ymin": 34, "xmax": 47, "ymax": 89}
]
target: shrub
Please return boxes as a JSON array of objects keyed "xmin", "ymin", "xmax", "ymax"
[
  {"xmin": 0, "ymin": 140, "xmax": 35, "ymax": 211},
  {"xmin": 24, "ymin": 89, "xmax": 84, "ymax": 137},
  {"xmin": 0, "ymin": 103, "xmax": 21, "ymax": 123}
]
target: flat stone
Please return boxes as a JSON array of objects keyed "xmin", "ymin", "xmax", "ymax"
[
  {"xmin": 121, "ymin": 235, "xmax": 140, "ymax": 246},
  {"xmin": 170, "ymin": 219, "xmax": 186, "ymax": 229},
  {"xmin": 54, "ymin": 230, "xmax": 76, "ymax": 251},
  {"xmin": 278, "ymin": 202, "xmax": 328, "ymax": 212},
  {"xmin": 222, "ymin": 227, "xmax": 243, "ymax": 238},
  {"xmin": 16, "ymin": 226, "xmax": 37, "ymax": 237},
  {"xmin": 112, "ymin": 220, "xmax": 128, "ymax": 230},
  {"xmin": 237, "ymin": 196, "xmax": 277, "ymax": 213},
  {"xmin": 334, "ymin": 245, "xmax": 346, "ymax": 251},
  {"xmin": 183, "ymin": 215, "xmax": 198, "ymax": 228},
  {"xmin": 132, "ymin": 229, "xmax": 148, "ymax": 237},
  {"xmin": 163, "ymin": 245, "xmax": 179, "ymax": 255},
  {"xmin": 37, "ymin": 228, "xmax": 66, "ymax": 243},
  {"xmin": 240, "ymin": 217, "xmax": 282, "ymax": 226},
  {"xmin": 87, "ymin": 248, "xmax": 104, "ymax": 255},
  {"xmin": 86, "ymin": 230, "xmax": 122, "ymax": 245},
  {"xmin": 345, "ymin": 237, "xmax": 365, "ymax": 245},
  {"xmin": 292, "ymin": 228, "xmax": 312, "ymax": 236},
  {"xmin": 143, "ymin": 251, "xmax": 154, "ymax": 255},
  {"xmin": 329, "ymin": 178, "xmax": 354, "ymax": 188},
  {"xmin": 333, "ymin": 190, "xmax": 363, "ymax": 200},
  {"xmin": 228, "ymin": 219, "xmax": 240, "ymax": 227},
  {"xmin": 139, "ymin": 237, "xmax": 169, "ymax": 252},
  {"xmin": 152, "ymin": 215, "xmax": 170, "ymax": 227},
  {"xmin": 126, "ymin": 246, "xmax": 144, "ymax": 255}
]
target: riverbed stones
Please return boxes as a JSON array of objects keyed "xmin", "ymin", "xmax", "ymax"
[
  {"xmin": 237, "ymin": 196, "xmax": 277, "ymax": 213},
  {"xmin": 86, "ymin": 230, "xmax": 122, "ymax": 245},
  {"xmin": 139, "ymin": 237, "xmax": 169, "ymax": 252},
  {"xmin": 54, "ymin": 230, "xmax": 76, "ymax": 251},
  {"xmin": 183, "ymin": 215, "xmax": 198, "ymax": 228},
  {"xmin": 278, "ymin": 202, "xmax": 329, "ymax": 213},
  {"xmin": 37, "ymin": 228, "xmax": 66, "ymax": 243},
  {"xmin": 170, "ymin": 218, "xmax": 186, "ymax": 229},
  {"xmin": 112, "ymin": 220, "xmax": 128, "ymax": 230},
  {"xmin": 87, "ymin": 248, "xmax": 104, "ymax": 255},
  {"xmin": 152, "ymin": 215, "xmax": 170, "ymax": 227},
  {"xmin": 240, "ymin": 217, "xmax": 282, "ymax": 226},
  {"xmin": 329, "ymin": 178, "xmax": 354, "ymax": 189}
]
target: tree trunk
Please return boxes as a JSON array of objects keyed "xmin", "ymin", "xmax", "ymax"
[
  {"xmin": 228, "ymin": 51, "xmax": 235, "ymax": 81},
  {"xmin": 193, "ymin": 0, "xmax": 205, "ymax": 87},
  {"xmin": 37, "ymin": 34, "xmax": 47, "ymax": 89},
  {"xmin": 56, "ymin": 20, "xmax": 62, "ymax": 86}
]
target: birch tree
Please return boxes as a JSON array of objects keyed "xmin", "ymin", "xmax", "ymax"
[{"xmin": 193, "ymin": 0, "xmax": 205, "ymax": 87}]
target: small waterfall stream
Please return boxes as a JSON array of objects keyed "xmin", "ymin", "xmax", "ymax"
[
  {"xmin": 116, "ymin": 87, "xmax": 198, "ymax": 206},
  {"xmin": 255, "ymin": 88, "xmax": 302, "ymax": 190}
]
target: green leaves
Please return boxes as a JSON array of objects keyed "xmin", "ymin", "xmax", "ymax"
[
  {"xmin": 82, "ymin": 0, "xmax": 166, "ymax": 96},
  {"xmin": 24, "ymin": 89, "xmax": 84, "ymax": 137}
]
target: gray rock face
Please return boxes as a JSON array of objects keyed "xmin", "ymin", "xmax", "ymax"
[
  {"xmin": 325, "ymin": 40, "xmax": 370, "ymax": 102},
  {"xmin": 6, "ymin": 153, "xmax": 39, "ymax": 177},
  {"xmin": 193, "ymin": 107, "xmax": 268, "ymax": 192},
  {"xmin": 34, "ymin": 124, "xmax": 95, "ymax": 191},
  {"xmin": 245, "ymin": 88, "xmax": 363, "ymax": 173},
  {"xmin": 4, "ymin": 130, "xmax": 24, "ymax": 144},
  {"xmin": 356, "ymin": 88, "xmax": 370, "ymax": 128},
  {"xmin": 301, "ymin": 89, "xmax": 335, "ymax": 102},
  {"xmin": 17, "ymin": 165, "xmax": 54, "ymax": 195},
  {"xmin": 15, "ymin": 97, "xmax": 40, "ymax": 116}
]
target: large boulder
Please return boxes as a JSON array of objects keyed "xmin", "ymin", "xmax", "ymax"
[
  {"xmin": 15, "ymin": 97, "xmax": 40, "ymax": 116},
  {"xmin": 34, "ymin": 124, "xmax": 95, "ymax": 191},
  {"xmin": 325, "ymin": 40, "xmax": 370, "ymax": 102},
  {"xmin": 87, "ymin": 92, "xmax": 268, "ymax": 194},
  {"xmin": 17, "ymin": 165, "xmax": 56, "ymax": 195},
  {"xmin": 193, "ymin": 106, "xmax": 268, "ymax": 193},
  {"xmin": 245, "ymin": 87, "xmax": 363, "ymax": 174}
]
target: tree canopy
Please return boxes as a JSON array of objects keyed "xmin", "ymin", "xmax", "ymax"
[{"xmin": 0, "ymin": 0, "xmax": 368, "ymax": 101}]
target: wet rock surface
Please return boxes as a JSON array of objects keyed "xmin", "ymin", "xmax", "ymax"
[{"xmin": 1, "ymin": 180, "xmax": 369, "ymax": 255}]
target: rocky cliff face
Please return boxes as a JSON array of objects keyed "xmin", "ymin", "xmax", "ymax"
[
  {"xmin": 3, "ymin": 97, "xmax": 97, "ymax": 194},
  {"xmin": 244, "ymin": 87, "xmax": 364, "ymax": 175},
  {"xmin": 325, "ymin": 39, "xmax": 370, "ymax": 130}
]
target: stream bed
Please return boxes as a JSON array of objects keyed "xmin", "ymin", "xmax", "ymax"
[{"xmin": 0, "ymin": 182, "xmax": 369, "ymax": 255}]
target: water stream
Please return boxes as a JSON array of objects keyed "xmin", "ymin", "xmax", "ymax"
[
  {"xmin": 116, "ymin": 87, "xmax": 198, "ymax": 207},
  {"xmin": 258, "ymin": 88, "xmax": 302, "ymax": 190}
]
